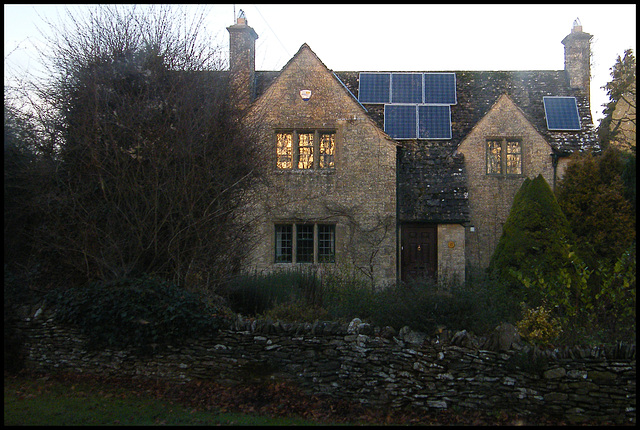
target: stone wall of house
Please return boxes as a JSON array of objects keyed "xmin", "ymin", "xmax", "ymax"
[
  {"xmin": 457, "ymin": 95, "xmax": 558, "ymax": 278},
  {"xmin": 12, "ymin": 307, "xmax": 635, "ymax": 424},
  {"xmin": 436, "ymin": 224, "xmax": 465, "ymax": 285},
  {"xmin": 240, "ymin": 45, "xmax": 397, "ymax": 286}
]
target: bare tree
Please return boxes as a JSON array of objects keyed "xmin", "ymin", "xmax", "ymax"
[{"xmin": 6, "ymin": 5, "xmax": 266, "ymax": 292}]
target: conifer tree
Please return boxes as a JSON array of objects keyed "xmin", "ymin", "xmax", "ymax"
[{"xmin": 488, "ymin": 174, "xmax": 573, "ymax": 288}]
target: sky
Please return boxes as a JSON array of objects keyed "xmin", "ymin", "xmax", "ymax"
[{"xmin": 4, "ymin": 4, "xmax": 637, "ymax": 124}]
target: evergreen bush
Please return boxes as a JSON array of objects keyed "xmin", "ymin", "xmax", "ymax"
[
  {"xmin": 47, "ymin": 275, "xmax": 228, "ymax": 355},
  {"xmin": 488, "ymin": 174, "xmax": 574, "ymax": 289}
]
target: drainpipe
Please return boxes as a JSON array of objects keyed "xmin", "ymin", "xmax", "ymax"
[
  {"xmin": 551, "ymin": 152, "xmax": 560, "ymax": 191},
  {"xmin": 396, "ymin": 145, "xmax": 401, "ymax": 284}
]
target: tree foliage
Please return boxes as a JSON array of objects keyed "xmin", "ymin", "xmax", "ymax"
[
  {"xmin": 4, "ymin": 5, "xmax": 266, "ymax": 293},
  {"xmin": 598, "ymin": 49, "xmax": 636, "ymax": 152},
  {"xmin": 493, "ymin": 154, "xmax": 637, "ymax": 344},
  {"xmin": 4, "ymin": 90, "xmax": 62, "ymax": 294},
  {"xmin": 555, "ymin": 148, "xmax": 635, "ymax": 268},
  {"xmin": 488, "ymin": 174, "xmax": 573, "ymax": 288}
]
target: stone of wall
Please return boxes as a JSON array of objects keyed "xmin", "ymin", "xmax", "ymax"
[
  {"xmin": 437, "ymin": 224, "xmax": 465, "ymax": 284},
  {"xmin": 13, "ymin": 308, "xmax": 636, "ymax": 424}
]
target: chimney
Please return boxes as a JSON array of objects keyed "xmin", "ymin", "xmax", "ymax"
[
  {"xmin": 561, "ymin": 18, "xmax": 593, "ymax": 103},
  {"xmin": 227, "ymin": 10, "xmax": 259, "ymax": 110}
]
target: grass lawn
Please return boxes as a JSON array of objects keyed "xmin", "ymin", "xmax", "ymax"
[
  {"xmin": 3, "ymin": 372, "xmax": 329, "ymax": 426},
  {"xmin": 5, "ymin": 370, "xmax": 625, "ymax": 426}
]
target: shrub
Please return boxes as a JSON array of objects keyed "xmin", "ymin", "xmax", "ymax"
[
  {"xmin": 46, "ymin": 275, "xmax": 228, "ymax": 355},
  {"xmin": 321, "ymin": 268, "xmax": 379, "ymax": 323},
  {"xmin": 510, "ymin": 244, "xmax": 636, "ymax": 344},
  {"xmin": 516, "ymin": 303, "xmax": 563, "ymax": 346},
  {"xmin": 220, "ymin": 268, "xmax": 321, "ymax": 316},
  {"xmin": 262, "ymin": 300, "xmax": 328, "ymax": 322},
  {"xmin": 4, "ymin": 303, "xmax": 25, "ymax": 374},
  {"xmin": 369, "ymin": 278, "xmax": 521, "ymax": 336}
]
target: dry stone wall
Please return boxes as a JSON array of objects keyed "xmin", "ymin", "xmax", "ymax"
[{"xmin": 12, "ymin": 307, "xmax": 636, "ymax": 424}]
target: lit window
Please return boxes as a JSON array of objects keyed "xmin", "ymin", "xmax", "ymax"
[
  {"xmin": 275, "ymin": 130, "xmax": 335, "ymax": 170},
  {"xmin": 486, "ymin": 140, "xmax": 502, "ymax": 174},
  {"xmin": 298, "ymin": 133, "xmax": 314, "ymax": 169},
  {"xmin": 506, "ymin": 140, "xmax": 522, "ymax": 175},
  {"xmin": 319, "ymin": 133, "xmax": 335, "ymax": 169},
  {"xmin": 487, "ymin": 138, "xmax": 522, "ymax": 176},
  {"xmin": 276, "ymin": 133, "xmax": 293, "ymax": 169}
]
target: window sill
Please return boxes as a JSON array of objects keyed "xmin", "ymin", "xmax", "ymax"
[
  {"xmin": 273, "ymin": 261, "xmax": 336, "ymax": 265},
  {"xmin": 274, "ymin": 168, "xmax": 336, "ymax": 175},
  {"xmin": 485, "ymin": 174, "xmax": 524, "ymax": 178}
]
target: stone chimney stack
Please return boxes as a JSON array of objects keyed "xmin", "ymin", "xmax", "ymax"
[
  {"xmin": 227, "ymin": 10, "xmax": 259, "ymax": 110},
  {"xmin": 561, "ymin": 18, "xmax": 593, "ymax": 103}
]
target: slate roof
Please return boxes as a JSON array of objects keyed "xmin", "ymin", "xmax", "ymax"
[
  {"xmin": 334, "ymin": 70, "xmax": 599, "ymax": 223},
  {"xmin": 252, "ymin": 64, "xmax": 600, "ymax": 224},
  {"xmin": 333, "ymin": 70, "xmax": 598, "ymax": 154}
]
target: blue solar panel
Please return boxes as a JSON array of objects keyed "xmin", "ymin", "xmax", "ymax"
[
  {"xmin": 384, "ymin": 105, "xmax": 417, "ymax": 139},
  {"xmin": 358, "ymin": 73, "xmax": 390, "ymax": 103},
  {"xmin": 418, "ymin": 105, "xmax": 452, "ymax": 139},
  {"xmin": 391, "ymin": 73, "xmax": 423, "ymax": 103},
  {"xmin": 543, "ymin": 97, "xmax": 581, "ymax": 130},
  {"xmin": 424, "ymin": 73, "xmax": 457, "ymax": 104}
]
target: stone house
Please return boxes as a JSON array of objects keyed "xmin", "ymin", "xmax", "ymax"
[{"xmin": 227, "ymin": 15, "xmax": 599, "ymax": 287}]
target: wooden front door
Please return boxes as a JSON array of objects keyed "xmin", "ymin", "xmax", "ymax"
[{"xmin": 401, "ymin": 224, "xmax": 437, "ymax": 282}]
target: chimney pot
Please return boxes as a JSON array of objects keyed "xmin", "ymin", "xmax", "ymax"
[
  {"xmin": 237, "ymin": 9, "xmax": 247, "ymax": 25},
  {"xmin": 572, "ymin": 18, "xmax": 583, "ymax": 33}
]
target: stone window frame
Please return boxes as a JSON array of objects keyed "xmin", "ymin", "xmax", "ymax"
[
  {"xmin": 275, "ymin": 130, "xmax": 336, "ymax": 170},
  {"xmin": 485, "ymin": 137, "xmax": 523, "ymax": 176},
  {"xmin": 274, "ymin": 223, "xmax": 336, "ymax": 264}
]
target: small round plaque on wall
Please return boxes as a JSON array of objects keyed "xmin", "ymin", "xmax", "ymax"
[
  {"xmin": 300, "ymin": 90, "xmax": 311, "ymax": 101},
  {"xmin": 448, "ymin": 241, "xmax": 455, "ymax": 249}
]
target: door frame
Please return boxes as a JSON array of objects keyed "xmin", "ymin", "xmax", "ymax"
[{"xmin": 400, "ymin": 222, "xmax": 438, "ymax": 283}]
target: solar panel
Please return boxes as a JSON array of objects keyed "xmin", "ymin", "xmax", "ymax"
[
  {"xmin": 543, "ymin": 97, "xmax": 581, "ymax": 130},
  {"xmin": 384, "ymin": 105, "xmax": 417, "ymax": 139},
  {"xmin": 358, "ymin": 73, "xmax": 390, "ymax": 104},
  {"xmin": 424, "ymin": 73, "xmax": 457, "ymax": 104},
  {"xmin": 418, "ymin": 105, "xmax": 452, "ymax": 139},
  {"xmin": 391, "ymin": 73, "xmax": 423, "ymax": 103}
]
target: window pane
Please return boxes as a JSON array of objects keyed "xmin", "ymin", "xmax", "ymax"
[
  {"xmin": 486, "ymin": 140, "xmax": 502, "ymax": 174},
  {"xmin": 506, "ymin": 140, "xmax": 522, "ymax": 175},
  {"xmin": 275, "ymin": 224, "xmax": 292, "ymax": 263},
  {"xmin": 276, "ymin": 133, "xmax": 292, "ymax": 169},
  {"xmin": 298, "ymin": 133, "xmax": 314, "ymax": 169},
  {"xmin": 296, "ymin": 224, "xmax": 314, "ymax": 263},
  {"xmin": 319, "ymin": 133, "xmax": 335, "ymax": 169},
  {"xmin": 318, "ymin": 225, "xmax": 335, "ymax": 263}
]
